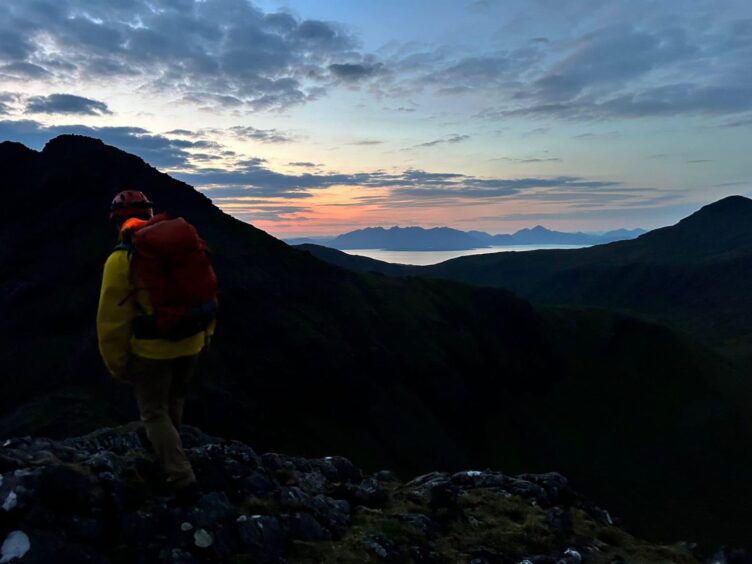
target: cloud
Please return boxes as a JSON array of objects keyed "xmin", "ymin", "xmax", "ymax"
[
  {"xmin": 350, "ymin": 139, "xmax": 384, "ymax": 145},
  {"xmin": 177, "ymin": 163, "xmax": 361, "ymax": 199},
  {"xmin": 215, "ymin": 202, "xmax": 311, "ymax": 222},
  {"xmin": 25, "ymin": 93, "xmax": 111, "ymax": 115},
  {"xmin": 532, "ymin": 25, "xmax": 696, "ymax": 103},
  {"xmin": 329, "ymin": 63, "xmax": 382, "ymax": 81},
  {"xmin": 0, "ymin": 0, "xmax": 373, "ymax": 111},
  {"xmin": 492, "ymin": 157, "xmax": 562, "ymax": 163},
  {"xmin": 229, "ymin": 126, "xmax": 292, "ymax": 144},
  {"xmin": 0, "ymin": 119, "xmax": 215, "ymax": 168},
  {"xmin": 415, "ymin": 134, "xmax": 470, "ymax": 148},
  {"xmin": 163, "ymin": 125, "xmax": 293, "ymax": 145},
  {"xmin": 383, "ymin": 8, "xmax": 752, "ymax": 121},
  {"xmin": 0, "ymin": 62, "xmax": 49, "ymax": 79},
  {"xmin": 288, "ymin": 161, "xmax": 320, "ymax": 167},
  {"xmin": 721, "ymin": 116, "xmax": 752, "ymax": 128},
  {"xmin": 0, "ymin": 92, "xmax": 19, "ymax": 115},
  {"xmin": 389, "ymin": 174, "xmax": 619, "ymax": 200}
]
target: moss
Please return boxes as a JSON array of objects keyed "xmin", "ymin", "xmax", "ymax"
[
  {"xmin": 570, "ymin": 509, "xmax": 697, "ymax": 563},
  {"xmin": 237, "ymin": 495, "xmax": 278, "ymax": 515}
]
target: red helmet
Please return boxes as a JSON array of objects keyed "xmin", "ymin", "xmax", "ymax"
[{"xmin": 110, "ymin": 190, "xmax": 154, "ymax": 221}]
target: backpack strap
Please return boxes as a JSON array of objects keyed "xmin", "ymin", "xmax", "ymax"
[
  {"xmin": 112, "ymin": 242, "xmax": 132, "ymax": 253},
  {"xmin": 109, "ymin": 240, "xmax": 141, "ymax": 307}
]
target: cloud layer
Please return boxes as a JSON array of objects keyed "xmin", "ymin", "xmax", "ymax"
[
  {"xmin": 26, "ymin": 93, "xmax": 111, "ymax": 115},
  {"xmin": 0, "ymin": 0, "xmax": 370, "ymax": 110}
]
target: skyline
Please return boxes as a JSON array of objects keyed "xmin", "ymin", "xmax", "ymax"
[{"xmin": 0, "ymin": 0, "xmax": 750, "ymax": 237}]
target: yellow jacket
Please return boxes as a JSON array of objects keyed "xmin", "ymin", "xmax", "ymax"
[{"xmin": 96, "ymin": 239, "xmax": 215, "ymax": 380}]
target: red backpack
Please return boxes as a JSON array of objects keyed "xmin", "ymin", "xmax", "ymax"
[{"xmin": 121, "ymin": 213, "xmax": 218, "ymax": 341}]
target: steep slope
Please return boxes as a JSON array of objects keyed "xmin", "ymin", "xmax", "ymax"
[
  {"xmin": 1, "ymin": 136, "xmax": 752, "ymax": 547},
  {"xmin": 296, "ymin": 243, "xmax": 415, "ymax": 277}
]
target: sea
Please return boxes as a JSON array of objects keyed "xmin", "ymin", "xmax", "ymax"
[{"xmin": 340, "ymin": 244, "xmax": 587, "ymax": 266}]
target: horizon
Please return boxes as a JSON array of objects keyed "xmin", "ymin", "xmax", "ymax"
[
  {"xmin": 0, "ymin": 0, "xmax": 750, "ymax": 237},
  {"xmin": 282, "ymin": 222, "xmax": 648, "ymax": 240}
]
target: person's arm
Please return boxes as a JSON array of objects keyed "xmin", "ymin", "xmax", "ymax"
[{"xmin": 96, "ymin": 251, "xmax": 136, "ymax": 380}]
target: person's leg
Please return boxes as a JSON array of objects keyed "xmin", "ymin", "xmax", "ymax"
[
  {"xmin": 130, "ymin": 354, "xmax": 196, "ymax": 489},
  {"xmin": 168, "ymin": 354, "xmax": 198, "ymax": 428}
]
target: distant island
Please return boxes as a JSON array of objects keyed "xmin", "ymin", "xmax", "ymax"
[{"xmin": 285, "ymin": 225, "xmax": 646, "ymax": 251}]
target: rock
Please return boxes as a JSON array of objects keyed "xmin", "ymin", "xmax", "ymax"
[
  {"xmin": 518, "ymin": 473, "xmax": 572, "ymax": 506},
  {"xmin": 296, "ymin": 470, "xmax": 328, "ymax": 495},
  {"xmin": 546, "ymin": 507, "xmax": 573, "ymax": 539},
  {"xmin": 189, "ymin": 491, "xmax": 234, "ymax": 529},
  {"xmin": 237, "ymin": 515, "xmax": 286, "ymax": 562},
  {"xmin": 82, "ymin": 451, "xmax": 122, "ymax": 475},
  {"xmin": 561, "ymin": 548, "xmax": 582, "ymax": 563},
  {"xmin": 158, "ymin": 548, "xmax": 196, "ymax": 563},
  {"xmin": 193, "ymin": 528, "xmax": 213, "ymax": 548},
  {"xmin": 363, "ymin": 534, "xmax": 401, "ymax": 561},
  {"xmin": 261, "ymin": 453, "xmax": 295, "ymax": 472},
  {"xmin": 309, "ymin": 494, "xmax": 351, "ymax": 536},
  {"xmin": 277, "ymin": 486, "xmax": 310, "ymax": 509},
  {"xmin": 410, "ymin": 545, "xmax": 442, "ymax": 562},
  {"xmin": 223, "ymin": 441, "xmax": 259, "ymax": 466},
  {"xmin": 507, "ymin": 478, "xmax": 550, "ymax": 507},
  {"xmin": 354, "ymin": 477, "xmax": 387, "ymax": 508},
  {"xmin": 707, "ymin": 546, "xmax": 752, "ymax": 564},
  {"xmin": 406, "ymin": 472, "xmax": 451, "ymax": 490},
  {"xmin": 0, "ymin": 530, "xmax": 30, "ymax": 563},
  {"xmin": 243, "ymin": 470, "xmax": 277, "ymax": 498},
  {"xmin": 399, "ymin": 513, "xmax": 439, "ymax": 537},
  {"xmin": 316, "ymin": 456, "xmax": 363, "ymax": 483},
  {"xmin": 428, "ymin": 481, "xmax": 460, "ymax": 512},
  {"xmin": 467, "ymin": 545, "xmax": 505, "ymax": 563},
  {"xmin": 283, "ymin": 512, "xmax": 331, "ymax": 541},
  {"xmin": 374, "ymin": 470, "xmax": 399, "ymax": 482},
  {"xmin": 2, "ymin": 491, "xmax": 18, "ymax": 512}
]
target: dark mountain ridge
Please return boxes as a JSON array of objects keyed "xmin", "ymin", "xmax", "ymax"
[{"xmin": 2, "ymin": 136, "xmax": 752, "ymax": 547}]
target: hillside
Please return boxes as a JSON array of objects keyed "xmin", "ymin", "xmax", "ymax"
[
  {"xmin": 1, "ymin": 423, "xmax": 723, "ymax": 563},
  {"xmin": 1, "ymin": 136, "xmax": 752, "ymax": 548}
]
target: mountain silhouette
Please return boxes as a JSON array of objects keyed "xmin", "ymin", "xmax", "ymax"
[
  {"xmin": 328, "ymin": 226, "xmax": 486, "ymax": 250},
  {"xmin": 2, "ymin": 135, "xmax": 752, "ymax": 548},
  {"xmin": 296, "ymin": 224, "xmax": 645, "ymax": 251}
]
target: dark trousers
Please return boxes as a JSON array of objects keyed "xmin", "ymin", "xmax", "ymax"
[{"xmin": 127, "ymin": 354, "xmax": 198, "ymax": 489}]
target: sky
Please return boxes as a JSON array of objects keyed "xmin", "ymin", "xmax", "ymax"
[{"xmin": 0, "ymin": 0, "xmax": 750, "ymax": 238}]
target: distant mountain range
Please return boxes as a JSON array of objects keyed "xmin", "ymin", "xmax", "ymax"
[{"xmin": 285, "ymin": 225, "xmax": 645, "ymax": 251}]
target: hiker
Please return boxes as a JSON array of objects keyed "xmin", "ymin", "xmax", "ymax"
[{"xmin": 97, "ymin": 190, "xmax": 217, "ymax": 503}]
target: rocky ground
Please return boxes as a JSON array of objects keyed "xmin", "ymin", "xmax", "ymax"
[{"xmin": 0, "ymin": 423, "xmax": 747, "ymax": 563}]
